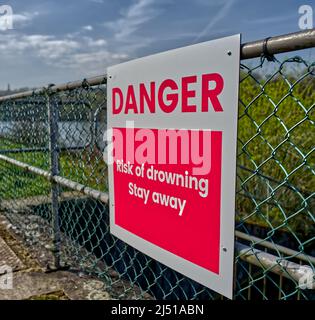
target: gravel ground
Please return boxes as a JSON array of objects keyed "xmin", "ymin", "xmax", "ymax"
[{"xmin": 0, "ymin": 209, "xmax": 153, "ymax": 300}]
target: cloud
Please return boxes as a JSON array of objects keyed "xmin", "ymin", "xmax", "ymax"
[
  {"xmin": 105, "ymin": 0, "xmax": 161, "ymax": 41},
  {"xmin": 0, "ymin": 34, "xmax": 108, "ymax": 57},
  {"xmin": 89, "ymin": 0, "xmax": 104, "ymax": 3},
  {"xmin": 84, "ymin": 37, "xmax": 107, "ymax": 47},
  {"xmin": 11, "ymin": 11, "xmax": 40, "ymax": 27},
  {"xmin": 60, "ymin": 50, "xmax": 128, "ymax": 75},
  {"xmin": 0, "ymin": 32, "xmax": 127, "ymax": 78},
  {"xmin": 83, "ymin": 25, "xmax": 93, "ymax": 31},
  {"xmin": 193, "ymin": 0, "xmax": 236, "ymax": 43},
  {"xmin": 0, "ymin": 34, "xmax": 79, "ymax": 59}
]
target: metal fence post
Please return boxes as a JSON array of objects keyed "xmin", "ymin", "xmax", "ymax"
[{"xmin": 47, "ymin": 91, "xmax": 61, "ymax": 269}]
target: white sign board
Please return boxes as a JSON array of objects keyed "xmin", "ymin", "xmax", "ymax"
[{"xmin": 106, "ymin": 34, "xmax": 240, "ymax": 299}]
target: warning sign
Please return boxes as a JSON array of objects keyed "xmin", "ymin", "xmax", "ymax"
[{"xmin": 106, "ymin": 34, "xmax": 240, "ymax": 299}]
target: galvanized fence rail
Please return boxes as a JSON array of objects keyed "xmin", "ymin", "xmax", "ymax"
[{"xmin": 0, "ymin": 29, "xmax": 314, "ymax": 300}]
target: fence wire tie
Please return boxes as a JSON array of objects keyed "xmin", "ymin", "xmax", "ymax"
[
  {"xmin": 82, "ymin": 78, "xmax": 90, "ymax": 90},
  {"xmin": 308, "ymin": 62, "xmax": 315, "ymax": 75},
  {"xmin": 261, "ymin": 37, "xmax": 275, "ymax": 62},
  {"xmin": 43, "ymin": 83, "xmax": 55, "ymax": 97}
]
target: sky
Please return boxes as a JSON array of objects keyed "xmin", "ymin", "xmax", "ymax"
[{"xmin": 0, "ymin": 0, "xmax": 314, "ymax": 89}]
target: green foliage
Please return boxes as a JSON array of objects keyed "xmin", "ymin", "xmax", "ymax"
[{"xmin": 0, "ymin": 139, "xmax": 107, "ymax": 199}]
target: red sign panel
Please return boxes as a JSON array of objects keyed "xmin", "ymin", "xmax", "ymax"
[{"xmin": 113, "ymin": 128, "xmax": 222, "ymax": 273}]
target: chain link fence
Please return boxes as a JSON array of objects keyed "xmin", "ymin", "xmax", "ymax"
[{"xmin": 0, "ymin": 31, "xmax": 314, "ymax": 300}]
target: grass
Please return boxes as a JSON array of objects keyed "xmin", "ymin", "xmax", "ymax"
[
  {"xmin": 27, "ymin": 291, "xmax": 69, "ymax": 300},
  {"xmin": 0, "ymin": 138, "xmax": 107, "ymax": 199}
]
